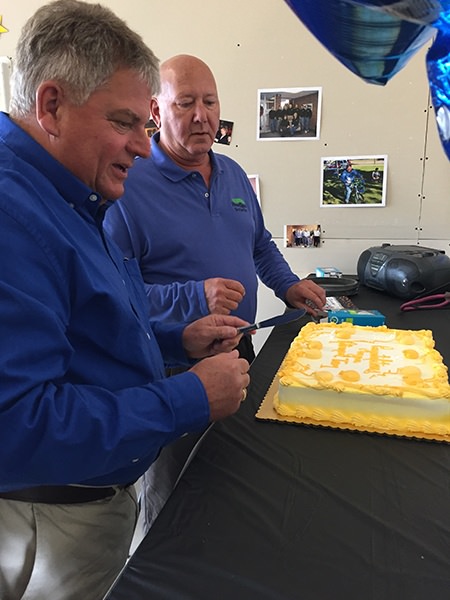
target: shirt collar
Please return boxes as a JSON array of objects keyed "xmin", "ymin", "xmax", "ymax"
[
  {"xmin": 0, "ymin": 112, "xmax": 103, "ymax": 220},
  {"xmin": 149, "ymin": 130, "xmax": 222, "ymax": 181}
]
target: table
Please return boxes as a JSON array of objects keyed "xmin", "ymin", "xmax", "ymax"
[{"xmin": 106, "ymin": 285, "xmax": 450, "ymax": 600}]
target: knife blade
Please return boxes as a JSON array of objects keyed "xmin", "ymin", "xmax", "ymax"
[{"xmin": 237, "ymin": 308, "xmax": 307, "ymax": 334}]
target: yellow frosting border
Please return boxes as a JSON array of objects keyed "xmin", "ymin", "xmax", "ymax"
[
  {"xmin": 255, "ymin": 377, "xmax": 450, "ymax": 443},
  {"xmin": 274, "ymin": 392, "xmax": 450, "ymax": 437}
]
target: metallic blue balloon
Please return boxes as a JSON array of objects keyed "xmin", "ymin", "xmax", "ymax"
[
  {"xmin": 343, "ymin": 0, "xmax": 443, "ymax": 24},
  {"xmin": 285, "ymin": 0, "xmax": 434, "ymax": 84},
  {"xmin": 427, "ymin": 13, "xmax": 450, "ymax": 159},
  {"xmin": 334, "ymin": 1, "xmax": 450, "ymax": 159},
  {"xmin": 285, "ymin": 0, "xmax": 450, "ymax": 160}
]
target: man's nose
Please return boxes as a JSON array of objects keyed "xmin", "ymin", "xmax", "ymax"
[
  {"xmin": 193, "ymin": 101, "xmax": 208, "ymax": 122},
  {"xmin": 130, "ymin": 130, "xmax": 151, "ymax": 159}
]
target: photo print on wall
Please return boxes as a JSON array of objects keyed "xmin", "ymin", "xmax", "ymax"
[
  {"xmin": 214, "ymin": 119, "xmax": 234, "ymax": 145},
  {"xmin": 321, "ymin": 155, "xmax": 388, "ymax": 207},
  {"xmin": 144, "ymin": 119, "xmax": 158, "ymax": 138},
  {"xmin": 285, "ymin": 224, "xmax": 322, "ymax": 248},
  {"xmin": 258, "ymin": 87, "xmax": 322, "ymax": 141}
]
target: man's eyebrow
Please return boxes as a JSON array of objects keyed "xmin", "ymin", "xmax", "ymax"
[
  {"xmin": 107, "ymin": 109, "xmax": 142, "ymax": 123},
  {"xmin": 175, "ymin": 93, "xmax": 218, "ymax": 102},
  {"xmin": 175, "ymin": 94, "xmax": 195, "ymax": 102}
]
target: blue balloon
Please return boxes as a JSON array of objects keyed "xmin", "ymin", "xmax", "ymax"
[
  {"xmin": 343, "ymin": 0, "xmax": 443, "ymax": 24},
  {"xmin": 427, "ymin": 16, "xmax": 450, "ymax": 159},
  {"xmin": 284, "ymin": 0, "xmax": 434, "ymax": 85},
  {"xmin": 285, "ymin": 0, "xmax": 450, "ymax": 160}
]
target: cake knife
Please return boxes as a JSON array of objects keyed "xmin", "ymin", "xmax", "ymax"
[{"xmin": 237, "ymin": 308, "xmax": 307, "ymax": 334}]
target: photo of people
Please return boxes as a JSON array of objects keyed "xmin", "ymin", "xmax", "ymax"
[
  {"xmin": 258, "ymin": 87, "xmax": 322, "ymax": 141},
  {"xmin": 284, "ymin": 224, "xmax": 322, "ymax": 248},
  {"xmin": 214, "ymin": 119, "xmax": 233, "ymax": 145},
  {"xmin": 144, "ymin": 118, "xmax": 158, "ymax": 137},
  {"xmin": 321, "ymin": 155, "xmax": 387, "ymax": 207}
]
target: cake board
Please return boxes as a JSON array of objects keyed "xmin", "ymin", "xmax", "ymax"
[{"xmin": 256, "ymin": 376, "xmax": 450, "ymax": 444}]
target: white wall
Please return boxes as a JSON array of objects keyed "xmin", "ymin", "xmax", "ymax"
[
  {"xmin": 0, "ymin": 57, "xmax": 11, "ymax": 112},
  {"xmin": 1, "ymin": 1, "xmax": 449, "ymax": 354}
]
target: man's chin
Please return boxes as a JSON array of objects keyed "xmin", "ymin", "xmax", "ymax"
[
  {"xmin": 98, "ymin": 183, "xmax": 125, "ymax": 203},
  {"xmin": 188, "ymin": 140, "xmax": 213, "ymax": 155}
]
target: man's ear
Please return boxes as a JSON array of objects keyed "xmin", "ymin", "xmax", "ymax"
[
  {"xmin": 150, "ymin": 96, "xmax": 161, "ymax": 128},
  {"xmin": 35, "ymin": 81, "xmax": 64, "ymax": 136}
]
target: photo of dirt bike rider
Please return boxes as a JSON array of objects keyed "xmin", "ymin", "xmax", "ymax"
[{"xmin": 340, "ymin": 162, "xmax": 365, "ymax": 204}]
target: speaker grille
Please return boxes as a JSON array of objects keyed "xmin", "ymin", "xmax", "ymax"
[
  {"xmin": 369, "ymin": 252, "xmax": 389, "ymax": 276},
  {"xmin": 385, "ymin": 260, "xmax": 423, "ymax": 297}
]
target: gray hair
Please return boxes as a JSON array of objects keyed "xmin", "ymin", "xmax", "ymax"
[{"xmin": 10, "ymin": 0, "xmax": 160, "ymax": 117}]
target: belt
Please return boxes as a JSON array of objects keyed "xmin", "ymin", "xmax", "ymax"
[{"xmin": 0, "ymin": 485, "xmax": 118, "ymax": 504}]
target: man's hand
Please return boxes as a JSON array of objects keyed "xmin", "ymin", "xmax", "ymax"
[
  {"xmin": 285, "ymin": 280, "xmax": 326, "ymax": 316},
  {"xmin": 182, "ymin": 314, "xmax": 249, "ymax": 359},
  {"xmin": 204, "ymin": 278, "xmax": 245, "ymax": 315},
  {"xmin": 189, "ymin": 350, "xmax": 250, "ymax": 421}
]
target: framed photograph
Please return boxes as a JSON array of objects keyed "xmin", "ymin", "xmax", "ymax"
[
  {"xmin": 258, "ymin": 87, "xmax": 322, "ymax": 141},
  {"xmin": 144, "ymin": 118, "xmax": 158, "ymax": 138},
  {"xmin": 247, "ymin": 174, "xmax": 261, "ymax": 204},
  {"xmin": 214, "ymin": 119, "xmax": 234, "ymax": 145},
  {"xmin": 284, "ymin": 224, "xmax": 322, "ymax": 248},
  {"xmin": 320, "ymin": 155, "xmax": 388, "ymax": 207}
]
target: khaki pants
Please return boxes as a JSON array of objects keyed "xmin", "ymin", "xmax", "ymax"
[{"xmin": 0, "ymin": 486, "xmax": 138, "ymax": 600}]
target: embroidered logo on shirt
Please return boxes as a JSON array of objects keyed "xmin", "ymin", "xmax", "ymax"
[{"xmin": 231, "ymin": 197, "xmax": 247, "ymax": 211}]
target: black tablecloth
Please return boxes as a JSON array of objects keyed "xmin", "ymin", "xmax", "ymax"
[{"xmin": 107, "ymin": 285, "xmax": 450, "ymax": 600}]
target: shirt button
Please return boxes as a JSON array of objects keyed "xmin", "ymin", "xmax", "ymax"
[
  {"xmin": 146, "ymin": 332, "xmax": 151, "ymax": 340},
  {"xmin": 88, "ymin": 194, "xmax": 98, "ymax": 202},
  {"xmin": 132, "ymin": 458, "xmax": 139, "ymax": 463},
  {"xmin": 205, "ymin": 192, "xmax": 209, "ymax": 198},
  {"xmin": 192, "ymin": 173, "xmax": 197, "ymax": 178}
]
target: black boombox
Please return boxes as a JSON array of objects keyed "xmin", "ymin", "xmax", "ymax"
[{"xmin": 357, "ymin": 244, "xmax": 450, "ymax": 299}]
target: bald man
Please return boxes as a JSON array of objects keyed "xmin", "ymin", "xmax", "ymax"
[
  {"xmin": 105, "ymin": 54, "xmax": 325, "ymax": 363},
  {"xmin": 104, "ymin": 55, "xmax": 325, "ymax": 528}
]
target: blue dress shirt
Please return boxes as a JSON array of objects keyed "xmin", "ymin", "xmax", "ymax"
[{"xmin": 0, "ymin": 113, "xmax": 209, "ymax": 490}]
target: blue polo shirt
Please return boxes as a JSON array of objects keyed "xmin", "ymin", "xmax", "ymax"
[
  {"xmin": 104, "ymin": 132, "xmax": 300, "ymax": 323},
  {"xmin": 0, "ymin": 113, "xmax": 209, "ymax": 490}
]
